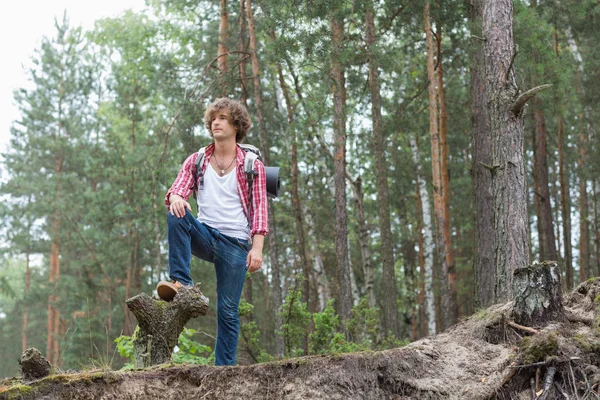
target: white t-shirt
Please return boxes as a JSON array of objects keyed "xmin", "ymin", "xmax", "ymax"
[{"xmin": 197, "ymin": 164, "xmax": 250, "ymax": 240}]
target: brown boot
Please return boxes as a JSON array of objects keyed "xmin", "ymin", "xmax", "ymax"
[{"xmin": 156, "ymin": 281, "xmax": 182, "ymax": 302}]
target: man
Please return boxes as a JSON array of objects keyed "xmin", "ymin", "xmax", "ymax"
[{"xmin": 156, "ymin": 98, "xmax": 269, "ymax": 366}]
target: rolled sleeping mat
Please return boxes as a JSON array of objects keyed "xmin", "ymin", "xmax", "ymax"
[{"xmin": 265, "ymin": 166, "xmax": 280, "ymax": 198}]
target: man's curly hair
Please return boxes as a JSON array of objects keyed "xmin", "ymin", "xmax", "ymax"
[{"xmin": 204, "ymin": 98, "xmax": 252, "ymax": 143}]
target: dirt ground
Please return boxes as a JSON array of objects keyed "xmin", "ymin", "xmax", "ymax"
[{"xmin": 3, "ymin": 278, "xmax": 600, "ymax": 400}]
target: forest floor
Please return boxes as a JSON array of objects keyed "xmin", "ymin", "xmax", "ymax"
[{"xmin": 2, "ymin": 278, "xmax": 600, "ymax": 400}]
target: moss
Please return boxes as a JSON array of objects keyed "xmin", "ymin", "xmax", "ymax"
[
  {"xmin": 573, "ymin": 334, "xmax": 594, "ymax": 352},
  {"xmin": 4, "ymin": 383, "xmax": 33, "ymax": 399},
  {"xmin": 587, "ymin": 277, "xmax": 600, "ymax": 284},
  {"xmin": 472, "ymin": 309, "xmax": 489, "ymax": 321},
  {"xmin": 594, "ymin": 295, "xmax": 600, "ymax": 306},
  {"xmin": 520, "ymin": 332, "xmax": 558, "ymax": 365}
]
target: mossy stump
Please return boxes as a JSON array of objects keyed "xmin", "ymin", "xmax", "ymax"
[
  {"xmin": 512, "ymin": 261, "xmax": 566, "ymax": 327},
  {"xmin": 19, "ymin": 348, "xmax": 51, "ymax": 381},
  {"xmin": 126, "ymin": 285, "xmax": 209, "ymax": 368}
]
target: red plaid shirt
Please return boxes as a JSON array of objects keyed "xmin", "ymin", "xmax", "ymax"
[{"xmin": 165, "ymin": 143, "xmax": 269, "ymax": 237}]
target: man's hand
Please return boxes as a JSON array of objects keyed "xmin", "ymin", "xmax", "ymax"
[
  {"xmin": 169, "ymin": 195, "xmax": 191, "ymax": 218},
  {"xmin": 246, "ymin": 235, "xmax": 264, "ymax": 273}
]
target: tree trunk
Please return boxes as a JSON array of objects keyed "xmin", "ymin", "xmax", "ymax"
[
  {"xmin": 330, "ymin": 9, "xmax": 352, "ymax": 328},
  {"xmin": 511, "ymin": 262, "xmax": 566, "ymax": 327},
  {"xmin": 558, "ymin": 117, "xmax": 573, "ymax": 289},
  {"xmin": 435, "ymin": 10, "xmax": 457, "ymax": 327},
  {"xmin": 593, "ymin": 179, "xmax": 600, "ymax": 276},
  {"xmin": 275, "ymin": 48, "xmax": 311, "ymax": 311},
  {"xmin": 218, "ymin": 0, "xmax": 229, "ymax": 93},
  {"xmin": 126, "ymin": 287, "xmax": 209, "ymax": 367},
  {"xmin": 23, "ymin": 250, "xmax": 30, "ymax": 352},
  {"xmin": 470, "ymin": 0, "xmax": 495, "ymax": 309},
  {"xmin": 245, "ymin": 0, "xmax": 283, "ymax": 357},
  {"xmin": 578, "ymin": 134, "xmax": 590, "ymax": 282},
  {"xmin": 424, "ymin": 1, "xmax": 450, "ymax": 329},
  {"xmin": 238, "ymin": 0, "xmax": 248, "ymax": 104},
  {"xmin": 483, "ymin": 0, "xmax": 530, "ymax": 302},
  {"xmin": 275, "ymin": 53, "xmax": 312, "ymax": 355},
  {"xmin": 47, "ymin": 156, "xmax": 62, "ymax": 366},
  {"xmin": 410, "ymin": 136, "xmax": 436, "ymax": 336},
  {"xmin": 366, "ymin": 0, "xmax": 399, "ymax": 337},
  {"xmin": 351, "ymin": 178, "xmax": 374, "ymax": 308},
  {"xmin": 532, "ymin": 106, "xmax": 558, "ymax": 262},
  {"xmin": 551, "ymin": 161, "xmax": 563, "ymax": 265},
  {"xmin": 245, "ymin": 0, "xmax": 268, "ymax": 160}
]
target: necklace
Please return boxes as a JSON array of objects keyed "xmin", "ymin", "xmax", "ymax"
[{"xmin": 214, "ymin": 154, "xmax": 236, "ymax": 176}]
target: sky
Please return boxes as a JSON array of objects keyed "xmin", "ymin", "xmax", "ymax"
[{"xmin": 0, "ymin": 0, "xmax": 146, "ymax": 154}]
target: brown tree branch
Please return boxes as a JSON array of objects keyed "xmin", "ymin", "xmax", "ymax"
[
  {"xmin": 507, "ymin": 320, "xmax": 540, "ymax": 335},
  {"xmin": 511, "ymin": 84, "xmax": 553, "ymax": 115}
]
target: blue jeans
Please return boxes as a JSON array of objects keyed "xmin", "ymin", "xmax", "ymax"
[{"xmin": 167, "ymin": 210, "xmax": 249, "ymax": 366}]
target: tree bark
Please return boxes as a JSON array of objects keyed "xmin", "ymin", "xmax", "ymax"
[
  {"xmin": 366, "ymin": 0, "xmax": 399, "ymax": 337},
  {"xmin": 245, "ymin": 0, "xmax": 268, "ymax": 160},
  {"xmin": 483, "ymin": 0, "xmax": 530, "ymax": 302},
  {"xmin": 274, "ymin": 45, "xmax": 311, "ymax": 311},
  {"xmin": 511, "ymin": 262, "xmax": 565, "ymax": 327},
  {"xmin": 218, "ymin": 0, "xmax": 229, "ymax": 89},
  {"xmin": 47, "ymin": 90, "xmax": 63, "ymax": 366},
  {"xmin": 424, "ymin": 1, "xmax": 451, "ymax": 328},
  {"xmin": 245, "ymin": 0, "xmax": 284, "ymax": 357},
  {"xmin": 238, "ymin": 0, "xmax": 248, "ymax": 104},
  {"xmin": 126, "ymin": 287, "xmax": 209, "ymax": 367},
  {"xmin": 435, "ymin": 9, "xmax": 457, "ymax": 327},
  {"xmin": 578, "ymin": 133, "xmax": 590, "ymax": 282},
  {"xmin": 410, "ymin": 136, "xmax": 436, "ymax": 336},
  {"xmin": 23, "ymin": 249, "xmax": 30, "ymax": 352},
  {"xmin": 469, "ymin": 0, "xmax": 495, "ymax": 309},
  {"xmin": 350, "ymin": 178, "xmax": 374, "ymax": 308},
  {"xmin": 593, "ymin": 179, "xmax": 600, "ymax": 276},
  {"xmin": 558, "ymin": 117, "xmax": 573, "ymax": 289},
  {"xmin": 532, "ymin": 106, "xmax": 557, "ymax": 262},
  {"xmin": 330, "ymin": 9, "xmax": 352, "ymax": 328}
]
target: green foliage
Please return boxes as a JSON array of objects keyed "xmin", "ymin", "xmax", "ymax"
[
  {"xmin": 2, "ymin": 0, "xmax": 599, "ymax": 373},
  {"xmin": 239, "ymin": 300, "xmax": 274, "ymax": 363},
  {"xmin": 172, "ymin": 328, "xmax": 213, "ymax": 365},
  {"xmin": 309, "ymin": 299, "xmax": 339, "ymax": 354},
  {"xmin": 278, "ymin": 281, "xmax": 311, "ymax": 357},
  {"xmin": 114, "ymin": 328, "xmax": 212, "ymax": 368},
  {"xmin": 114, "ymin": 335, "xmax": 134, "ymax": 369},
  {"xmin": 308, "ymin": 297, "xmax": 408, "ymax": 355},
  {"xmin": 346, "ymin": 297, "xmax": 381, "ymax": 349}
]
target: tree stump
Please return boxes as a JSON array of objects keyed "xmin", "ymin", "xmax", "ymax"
[
  {"xmin": 126, "ymin": 285, "xmax": 209, "ymax": 368},
  {"xmin": 19, "ymin": 348, "xmax": 51, "ymax": 381},
  {"xmin": 511, "ymin": 261, "xmax": 566, "ymax": 327}
]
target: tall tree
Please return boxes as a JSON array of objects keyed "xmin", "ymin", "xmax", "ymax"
[
  {"xmin": 410, "ymin": 136, "xmax": 436, "ymax": 336},
  {"xmin": 218, "ymin": 0, "xmax": 229, "ymax": 94},
  {"xmin": 330, "ymin": 4, "xmax": 353, "ymax": 328},
  {"xmin": 365, "ymin": 0, "xmax": 399, "ymax": 337},
  {"xmin": 4, "ymin": 15, "xmax": 94, "ymax": 365},
  {"xmin": 528, "ymin": 0, "xmax": 557, "ymax": 264},
  {"xmin": 483, "ymin": 0, "xmax": 536, "ymax": 302},
  {"xmin": 424, "ymin": 0, "xmax": 456, "ymax": 327},
  {"xmin": 469, "ymin": 0, "xmax": 495, "ymax": 309},
  {"xmin": 532, "ymin": 105, "xmax": 557, "ymax": 261},
  {"xmin": 245, "ymin": 0, "xmax": 285, "ymax": 356}
]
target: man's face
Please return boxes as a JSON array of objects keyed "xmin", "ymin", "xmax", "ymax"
[{"xmin": 211, "ymin": 108, "xmax": 237, "ymax": 142}]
